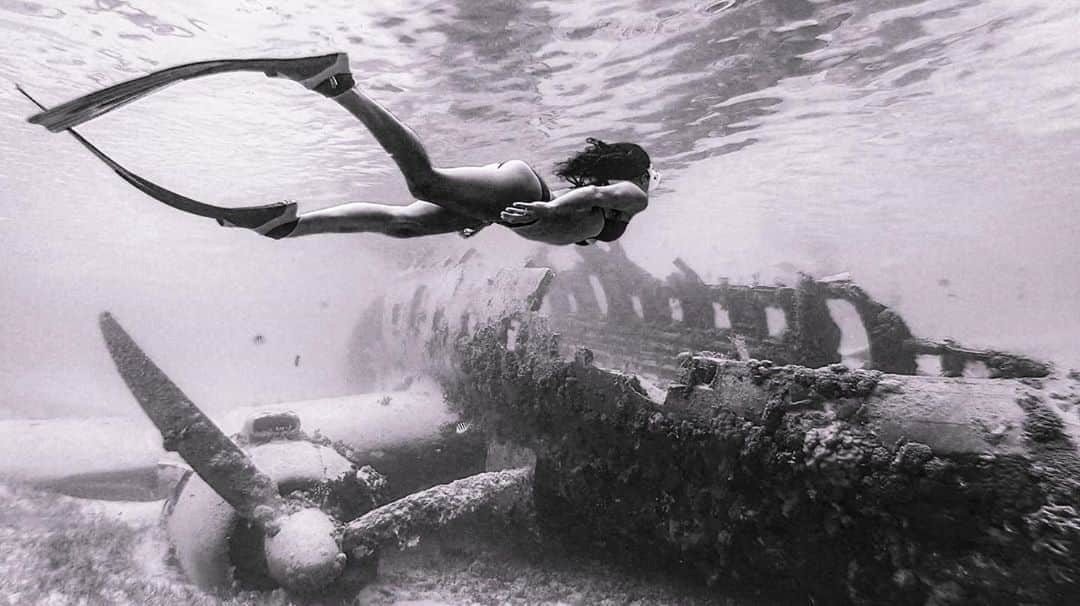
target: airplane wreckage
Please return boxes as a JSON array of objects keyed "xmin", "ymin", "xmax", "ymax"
[{"xmin": 93, "ymin": 245, "xmax": 1077, "ymax": 604}]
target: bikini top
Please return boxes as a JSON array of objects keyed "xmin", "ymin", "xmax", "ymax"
[
  {"xmin": 547, "ymin": 170, "xmax": 627, "ymax": 245},
  {"xmin": 489, "ymin": 169, "xmax": 630, "ymax": 244}
]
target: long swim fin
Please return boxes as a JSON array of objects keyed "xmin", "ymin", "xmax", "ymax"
[
  {"xmin": 18, "ymin": 85, "xmax": 293, "ymax": 229},
  {"xmin": 27, "ymin": 53, "xmax": 345, "ymax": 132}
]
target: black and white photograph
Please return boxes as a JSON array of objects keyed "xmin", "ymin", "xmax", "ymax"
[{"xmin": 1, "ymin": 1, "xmax": 1078, "ymax": 604}]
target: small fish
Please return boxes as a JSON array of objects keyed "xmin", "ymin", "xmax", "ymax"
[{"xmin": 455, "ymin": 421, "xmax": 473, "ymax": 435}]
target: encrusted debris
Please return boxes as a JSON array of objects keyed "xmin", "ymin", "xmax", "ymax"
[
  {"xmin": 343, "ymin": 467, "xmax": 534, "ymax": 561},
  {"xmin": 440, "ymin": 315, "xmax": 1080, "ymax": 605}
]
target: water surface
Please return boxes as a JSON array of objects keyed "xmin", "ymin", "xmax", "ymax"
[{"xmin": 2, "ymin": 0, "xmax": 1078, "ymax": 417}]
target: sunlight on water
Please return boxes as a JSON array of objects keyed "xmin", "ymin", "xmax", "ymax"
[{"xmin": 1, "ymin": 0, "xmax": 1078, "ymax": 418}]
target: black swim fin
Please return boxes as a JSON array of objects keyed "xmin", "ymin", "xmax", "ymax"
[
  {"xmin": 27, "ymin": 54, "xmax": 346, "ymax": 132},
  {"xmin": 18, "ymin": 85, "xmax": 293, "ymax": 229},
  {"xmin": 27, "ymin": 59, "xmax": 275, "ymax": 132}
]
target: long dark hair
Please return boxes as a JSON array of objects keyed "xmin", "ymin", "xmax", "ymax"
[{"xmin": 555, "ymin": 138, "xmax": 650, "ymax": 187}]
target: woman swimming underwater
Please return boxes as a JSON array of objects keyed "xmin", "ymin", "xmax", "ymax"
[{"xmin": 27, "ymin": 53, "xmax": 656, "ymax": 246}]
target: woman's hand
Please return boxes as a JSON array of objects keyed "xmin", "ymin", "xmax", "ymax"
[{"xmin": 500, "ymin": 201, "xmax": 553, "ymax": 224}]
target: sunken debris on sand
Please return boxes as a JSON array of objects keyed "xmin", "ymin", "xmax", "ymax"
[
  {"xmin": 439, "ymin": 315, "xmax": 1079, "ymax": 605},
  {"xmin": 349, "ymin": 244, "xmax": 1050, "ymax": 393}
]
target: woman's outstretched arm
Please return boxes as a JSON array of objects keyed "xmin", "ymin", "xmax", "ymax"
[{"xmin": 499, "ymin": 181, "xmax": 648, "ymax": 224}]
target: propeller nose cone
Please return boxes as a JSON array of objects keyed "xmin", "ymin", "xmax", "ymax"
[{"xmin": 264, "ymin": 508, "xmax": 345, "ymax": 592}]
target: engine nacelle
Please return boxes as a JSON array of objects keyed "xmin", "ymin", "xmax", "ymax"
[{"xmin": 164, "ymin": 411, "xmax": 379, "ymax": 592}]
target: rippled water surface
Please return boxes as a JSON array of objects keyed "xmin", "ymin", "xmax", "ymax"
[{"xmin": 2, "ymin": 0, "xmax": 1078, "ymax": 415}]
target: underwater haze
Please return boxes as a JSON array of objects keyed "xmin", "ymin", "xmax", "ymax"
[{"xmin": 1, "ymin": 0, "xmax": 1079, "ymax": 420}]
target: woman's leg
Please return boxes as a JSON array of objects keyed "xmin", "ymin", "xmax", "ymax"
[
  {"xmin": 328, "ymin": 89, "xmax": 436, "ymax": 197},
  {"xmin": 287, "ymin": 200, "xmax": 482, "ymax": 239},
  {"xmin": 329, "ymin": 90, "xmax": 511, "ymax": 216},
  {"xmin": 265, "ymin": 58, "xmax": 446, "ymax": 200},
  {"xmin": 267, "ymin": 56, "xmax": 542, "ymax": 221}
]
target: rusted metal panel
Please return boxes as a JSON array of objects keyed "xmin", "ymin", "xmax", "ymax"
[
  {"xmin": 440, "ymin": 317, "xmax": 1080, "ymax": 605},
  {"xmin": 532, "ymin": 244, "xmax": 1049, "ymax": 380},
  {"xmin": 346, "ymin": 251, "xmax": 553, "ymax": 390}
]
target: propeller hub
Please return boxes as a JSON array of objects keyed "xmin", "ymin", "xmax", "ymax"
[{"xmin": 264, "ymin": 508, "xmax": 345, "ymax": 592}]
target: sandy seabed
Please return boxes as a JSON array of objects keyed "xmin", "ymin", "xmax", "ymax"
[{"xmin": 0, "ymin": 482, "xmax": 753, "ymax": 606}]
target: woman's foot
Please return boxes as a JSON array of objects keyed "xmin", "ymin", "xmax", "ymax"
[
  {"xmin": 218, "ymin": 200, "xmax": 300, "ymax": 239},
  {"xmin": 263, "ymin": 53, "xmax": 354, "ymax": 97}
]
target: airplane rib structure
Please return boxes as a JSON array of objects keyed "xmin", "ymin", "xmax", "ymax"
[{"xmin": 100, "ymin": 247, "xmax": 1078, "ymax": 604}]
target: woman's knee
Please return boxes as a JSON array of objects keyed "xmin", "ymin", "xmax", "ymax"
[
  {"xmin": 405, "ymin": 171, "xmax": 441, "ymax": 201},
  {"xmin": 386, "ymin": 207, "xmax": 451, "ymax": 238},
  {"xmin": 384, "ymin": 218, "xmax": 427, "ymax": 238}
]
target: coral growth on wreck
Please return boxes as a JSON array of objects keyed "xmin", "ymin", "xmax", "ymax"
[{"xmin": 441, "ymin": 314, "xmax": 1079, "ymax": 605}]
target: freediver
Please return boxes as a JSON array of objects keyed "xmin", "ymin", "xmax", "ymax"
[
  {"xmin": 27, "ymin": 53, "xmax": 656, "ymax": 247},
  {"xmin": 234, "ymin": 53, "xmax": 656, "ymax": 246}
]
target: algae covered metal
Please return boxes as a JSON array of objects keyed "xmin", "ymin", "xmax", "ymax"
[
  {"xmin": 101, "ymin": 313, "xmax": 370, "ymax": 593},
  {"xmin": 349, "ymin": 250, "xmax": 1077, "ymax": 604},
  {"xmin": 439, "ymin": 313, "xmax": 1080, "ymax": 604},
  {"xmin": 97, "ymin": 250, "xmax": 1079, "ymax": 603},
  {"xmin": 93, "ymin": 259, "xmax": 554, "ymax": 598}
]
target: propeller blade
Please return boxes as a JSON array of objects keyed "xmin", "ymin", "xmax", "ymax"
[{"xmin": 99, "ymin": 312, "xmax": 283, "ymax": 523}]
